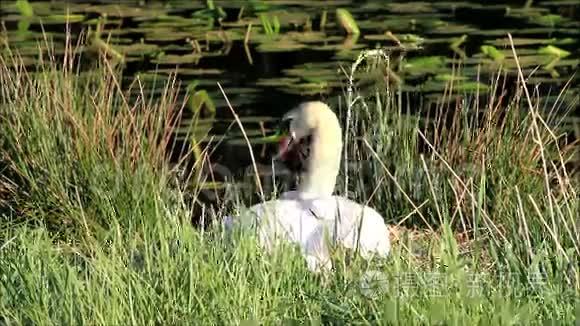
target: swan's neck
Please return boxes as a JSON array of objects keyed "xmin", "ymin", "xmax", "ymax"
[{"xmin": 297, "ymin": 129, "xmax": 342, "ymax": 197}]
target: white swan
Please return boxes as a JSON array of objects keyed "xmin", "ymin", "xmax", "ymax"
[{"xmin": 223, "ymin": 101, "xmax": 391, "ymax": 272}]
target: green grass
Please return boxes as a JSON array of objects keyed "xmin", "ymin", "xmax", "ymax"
[{"xmin": 0, "ymin": 34, "xmax": 578, "ymax": 324}]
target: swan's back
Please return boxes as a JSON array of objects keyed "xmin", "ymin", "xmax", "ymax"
[
  {"xmin": 224, "ymin": 192, "xmax": 391, "ymax": 271},
  {"xmin": 306, "ymin": 194, "xmax": 391, "ymax": 259}
]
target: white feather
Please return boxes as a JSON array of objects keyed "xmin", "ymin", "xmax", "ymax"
[{"xmin": 223, "ymin": 101, "xmax": 391, "ymax": 272}]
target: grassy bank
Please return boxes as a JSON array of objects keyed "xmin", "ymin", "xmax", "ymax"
[{"xmin": 0, "ymin": 35, "xmax": 578, "ymax": 324}]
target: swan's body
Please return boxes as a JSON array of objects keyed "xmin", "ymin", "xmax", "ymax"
[{"xmin": 223, "ymin": 101, "xmax": 390, "ymax": 272}]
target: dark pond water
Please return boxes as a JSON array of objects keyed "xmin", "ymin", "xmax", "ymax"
[{"xmin": 1, "ymin": 0, "xmax": 579, "ymax": 203}]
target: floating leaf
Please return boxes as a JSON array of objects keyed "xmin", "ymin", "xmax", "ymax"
[
  {"xmin": 363, "ymin": 34, "xmax": 395, "ymax": 41},
  {"xmin": 151, "ymin": 53, "xmax": 225, "ymax": 65},
  {"xmin": 434, "ymin": 74, "xmax": 469, "ymax": 82},
  {"xmin": 84, "ymin": 5, "xmax": 167, "ymax": 18},
  {"xmin": 220, "ymin": 87, "xmax": 259, "ymax": 94},
  {"xmin": 154, "ymin": 68, "xmax": 223, "ymax": 76},
  {"xmin": 285, "ymin": 31, "xmax": 328, "ymax": 44},
  {"xmin": 432, "ymin": 24, "xmax": 477, "ymax": 35},
  {"xmin": 538, "ymin": 45, "xmax": 571, "ymax": 58},
  {"xmin": 255, "ymin": 77, "xmax": 301, "ymax": 87},
  {"xmin": 310, "ymin": 42, "xmax": 366, "ymax": 52},
  {"xmin": 145, "ymin": 31, "xmax": 198, "ymax": 42},
  {"xmin": 500, "ymin": 55, "xmax": 561, "ymax": 69},
  {"xmin": 480, "ymin": 45, "xmax": 505, "ymax": 62},
  {"xmin": 138, "ymin": 17, "xmax": 211, "ymax": 29},
  {"xmin": 282, "ymin": 63, "xmax": 338, "ymax": 79},
  {"xmin": 400, "ymin": 34, "xmax": 425, "ymax": 44},
  {"xmin": 422, "ymin": 79, "xmax": 490, "ymax": 93},
  {"xmin": 539, "ymin": 0, "xmax": 580, "ymax": 5},
  {"xmin": 203, "ymin": 30, "xmax": 245, "ymax": 42},
  {"xmin": 486, "ymin": 37, "xmax": 576, "ymax": 47},
  {"xmin": 534, "ymin": 14, "xmax": 564, "ymax": 27},
  {"xmin": 403, "ymin": 56, "xmax": 446, "ymax": 70},
  {"xmin": 387, "ymin": 2, "xmax": 436, "ymax": 13},
  {"xmin": 256, "ymin": 39, "xmax": 306, "ymax": 52},
  {"xmin": 115, "ymin": 43, "xmax": 160, "ymax": 56},
  {"xmin": 41, "ymin": 14, "xmax": 85, "ymax": 24},
  {"xmin": 283, "ymin": 82, "xmax": 332, "ymax": 95},
  {"xmin": 133, "ymin": 72, "xmax": 171, "ymax": 83},
  {"xmin": 234, "ymin": 116, "xmax": 279, "ymax": 124},
  {"xmin": 261, "ymin": 9, "xmax": 310, "ymax": 26}
]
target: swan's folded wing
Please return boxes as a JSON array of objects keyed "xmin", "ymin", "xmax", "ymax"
[
  {"xmin": 337, "ymin": 201, "xmax": 391, "ymax": 258},
  {"xmin": 224, "ymin": 199, "xmax": 326, "ymax": 255},
  {"xmin": 221, "ymin": 195, "xmax": 390, "ymax": 272},
  {"xmin": 308, "ymin": 197, "xmax": 391, "ymax": 259}
]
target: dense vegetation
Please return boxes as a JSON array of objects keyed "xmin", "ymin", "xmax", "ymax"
[{"xmin": 0, "ymin": 32, "xmax": 578, "ymax": 324}]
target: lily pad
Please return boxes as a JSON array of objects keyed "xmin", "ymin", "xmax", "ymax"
[
  {"xmin": 255, "ymin": 77, "xmax": 301, "ymax": 87},
  {"xmin": 219, "ymin": 87, "xmax": 260, "ymax": 94},
  {"xmin": 285, "ymin": 31, "xmax": 328, "ymax": 44},
  {"xmin": 421, "ymin": 79, "xmax": 490, "ymax": 93},
  {"xmin": 480, "ymin": 45, "xmax": 505, "ymax": 62},
  {"xmin": 282, "ymin": 62, "xmax": 338, "ymax": 79},
  {"xmin": 387, "ymin": 2, "xmax": 436, "ymax": 13},
  {"xmin": 39, "ymin": 14, "xmax": 86, "ymax": 24},
  {"xmin": 403, "ymin": 56, "xmax": 446, "ymax": 72},
  {"xmin": 151, "ymin": 52, "xmax": 223, "ymax": 65},
  {"xmin": 151, "ymin": 53, "xmax": 202, "ymax": 65},
  {"xmin": 138, "ymin": 18, "xmax": 211, "ymax": 29},
  {"xmin": 234, "ymin": 116, "xmax": 279, "ymax": 124},
  {"xmin": 429, "ymin": 23, "xmax": 478, "ymax": 35},
  {"xmin": 310, "ymin": 41, "xmax": 366, "ymax": 52},
  {"xmin": 256, "ymin": 40, "xmax": 306, "ymax": 53},
  {"xmin": 533, "ymin": 14, "xmax": 566, "ymax": 27},
  {"xmin": 259, "ymin": 9, "xmax": 311, "ymax": 26},
  {"xmin": 84, "ymin": 5, "xmax": 167, "ymax": 18},
  {"xmin": 214, "ymin": 93, "xmax": 260, "ymax": 108},
  {"xmin": 220, "ymin": 18, "xmax": 262, "ymax": 28},
  {"xmin": 539, "ymin": 0, "xmax": 580, "ymax": 6},
  {"xmin": 431, "ymin": 2, "xmax": 484, "ymax": 10},
  {"xmin": 434, "ymin": 74, "xmax": 469, "ymax": 82},
  {"xmin": 203, "ymin": 30, "xmax": 246, "ymax": 42},
  {"xmin": 133, "ymin": 72, "xmax": 172, "ymax": 83},
  {"xmin": 145, "ymin": 31, "xmax": 198, "ymax": 42},
  {"xmin": 538, "ymin": 45, "xmax": 571, "ymax": 58},
  {"xmin": 283, "ymin": 82, "xmax": 333, "ymax": 95},
  {"xmin": 115, "ymin": 43, "xmax": 160, "ymax": 56},
  {"xmin": 154, "ymin": 68, "xmax": 224, "ymax": 76},
  {"xmin": 485, "ymin": 37, "xmax": 575, "ymax": 47}
]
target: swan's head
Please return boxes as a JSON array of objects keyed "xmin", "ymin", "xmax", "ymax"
[
  {"xmin": 273, "ymin": 102, "xmax": 343, "ymax": 196},
  {"xmin": 275, "ymin": 101, "xmax": 342, "ymax": 163}
]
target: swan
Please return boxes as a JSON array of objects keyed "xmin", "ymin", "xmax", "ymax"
[{"xmin": 223, "ymin": 101, "xmax": 391, "ymax": 272}]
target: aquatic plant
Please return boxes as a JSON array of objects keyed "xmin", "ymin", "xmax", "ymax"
[{"xmin": 259, "ymin": 13, "xmax": 280, "ymax": 37}]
